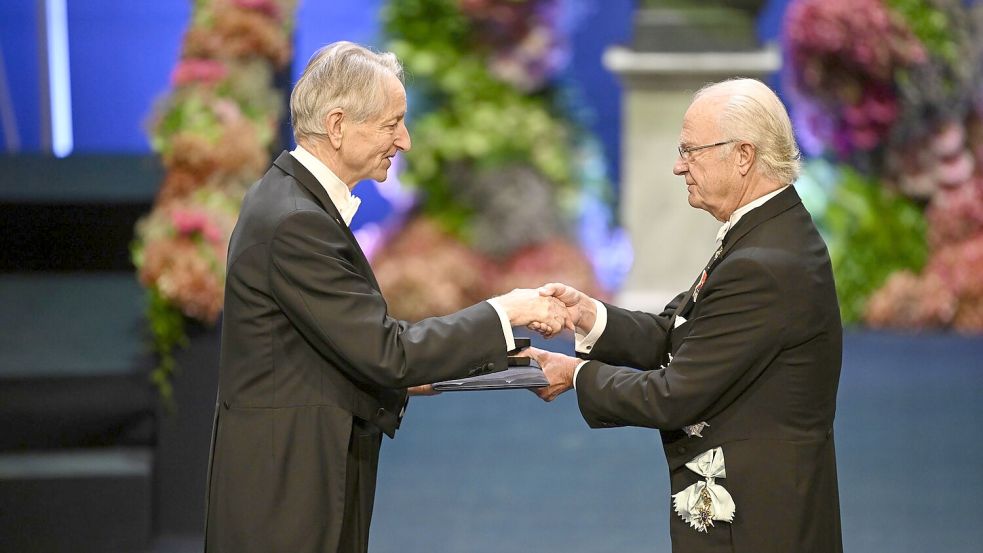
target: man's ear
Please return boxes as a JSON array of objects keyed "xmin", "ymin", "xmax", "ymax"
[
  {"xmin": 324, "ymin": 108, "xmax": 345, "ymax": 149},
  {"xmin": 736, "ymin": 142, "xmax": 755, "ymax": 176}
]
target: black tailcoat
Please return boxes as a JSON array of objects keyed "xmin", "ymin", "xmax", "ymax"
[
  {"xmin": 204, "ymin": 152, "xmax": 507, "ymax": 552},
  {"xmin": 576, "ymin": 187, "xmax": 843, "ymax": 553}
]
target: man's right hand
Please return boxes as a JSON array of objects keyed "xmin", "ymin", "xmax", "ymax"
[
  {"xmin": 493, "ymin": 289, "xmax": 570, "ymax": 338},
  {"xmin": 537, "ymin": 282, "xmax": 597, "ymax": 334}
]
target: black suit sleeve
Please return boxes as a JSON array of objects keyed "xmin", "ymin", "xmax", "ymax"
[
  {"xmin": 269, "ymin": 209, "xmax": 507, "ymax": 389},
  {"xmin": 585, "ymin": 292, "xmax": 685, "ymax": 369},
  {"xmin": 575, "ymin": 254, "xmax": 786, "ymax": 430}
]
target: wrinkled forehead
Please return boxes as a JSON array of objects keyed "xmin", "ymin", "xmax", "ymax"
[
  {"xmin": 680, "ymin": 95, "xmax": 725, "ymax": 140},
  {"xmin": 381, "ymin": 73, "xmax": 407, "ymax": 113},
  {"xmin": 354, "ymin": 72, "xmax": 405, "ymax": 124}
]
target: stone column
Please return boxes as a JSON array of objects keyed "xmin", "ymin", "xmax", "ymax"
[{"xmin": 606, "ymin": 8, "xmax": 780, "ymax": 311}]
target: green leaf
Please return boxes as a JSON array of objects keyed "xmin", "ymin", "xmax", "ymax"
[
  {"xmin": 145, "ymin": 287, "xmax": 189, "ymax": 408},
  {"xmin": 814, "ymin": 165, "xmax": 928, "ymax": 324}
]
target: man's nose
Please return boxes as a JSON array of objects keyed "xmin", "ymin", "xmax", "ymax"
[
  {"xmin": 395, "ymin": 122, "xmax": 411, "ymax": 152},
  {"xmin": 673, "ymin": 156, "xmax": 687, "ymax": 176}
]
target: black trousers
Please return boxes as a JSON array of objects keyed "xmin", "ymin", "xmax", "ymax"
[{"xmin": 337, "ymin": 417, "xmax": 383, "ymax": 553}]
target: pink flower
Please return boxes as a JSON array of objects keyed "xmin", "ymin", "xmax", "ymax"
[
  {"xmin": 842, "ymin": 104, "xmax": 867, "ymax": 125},
  {"xmin": 934, "ymin": 151, "xmax": 975, "ymax": 188},
  {"xmin": 138, "ymin": 236, "xmax": 226, "ymax": 323},
  {"xmin": 171, "ymin": 208, "xmax": 224, "ymax": 245},
  {"xmin": 211, "ymin": 98, "xmax": 244, "ymax": 126},
  {"xmin": 926, "ymin": 178, "xmax": 983, "ymax": 247},
  {"xmin": 931, "ymin": 122, "xmax": 966, "ymax": 158},
  {"xmin": 170, "ymin": 59, "xmax": 227, "ymax": 87},
  {"xmin": 231, "ymin": 0, "xmax": 281, "ymax": 20},
  {"xmin": 927, "ymin": 232, "xmax": 983, "ymax": 296},
  {"xmin": 850, "ymin": 126, "xmax": 881, "ymax": 151},
  {"xmin": 924, "ymin": 234, "xmax": 983, "ymax": 332},
  {"xmin": 862, "ymin": 92, "xmax": 898, "ymax": 125}
]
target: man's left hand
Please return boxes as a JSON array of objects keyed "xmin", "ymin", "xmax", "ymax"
[{"xmin": 518, "ymin": 347, "xmax": 578, "ymax": 402}]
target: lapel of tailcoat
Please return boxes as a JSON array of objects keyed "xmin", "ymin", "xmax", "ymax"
[
  {"xmin": 719, "ymin": 186, "xmax": 803, "ymax": 259},
  {"xmin": 272, "ymin": 151, "xmax": 381, "ymax": 291}
]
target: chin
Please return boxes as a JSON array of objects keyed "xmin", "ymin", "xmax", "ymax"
[{"xmin": 686, "ymin": 192, "xmax": 701, "ymax": 210}]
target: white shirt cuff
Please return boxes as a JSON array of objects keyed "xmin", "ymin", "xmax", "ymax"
[
  {"xmin": 574, "ymin": 299, "xmax": 607, "ymax": 355},
  {"xmin": 485, "ymin": 299, "xmax": 516, "ymax": 352},
  {"xmin": 573, "ymin": 360, "xmax": 589, "ymax": 390}
]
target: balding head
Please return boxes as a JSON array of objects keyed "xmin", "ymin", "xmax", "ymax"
[{"xmin": 694, "ymin": 79, "xmax": 800, "ymax": 184}]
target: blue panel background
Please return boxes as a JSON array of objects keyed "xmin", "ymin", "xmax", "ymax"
[
  {"xmin": 0, "ymin": 0, "xmax": 794, "ymax": 193},
  {"xmin": 758, "ymin": 0, "xmax": 792, "ymax": 42},
  {"xmin": 293, "ymin": 0, "xmax": 386, "ymax": 69},
  {"xmin": 67, "ymin": 1, "xmax": 189, "ymax": 152},
  {"xmin": 562, "ymin": 0, "xmax": 633, "ymax": 187},
  {"xmin": 0, "ymin": 0, "xmax": 42, "ymax": 151}
]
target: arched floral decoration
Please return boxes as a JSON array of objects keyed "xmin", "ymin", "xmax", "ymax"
[{"xmin": 132, "ymin": 0, "xmax": 297, "ymax": 401}]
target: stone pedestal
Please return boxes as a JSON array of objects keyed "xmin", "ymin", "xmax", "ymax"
[{"xmin": 605, "ymin": 45, "xmax": 780, "ymax": 311}]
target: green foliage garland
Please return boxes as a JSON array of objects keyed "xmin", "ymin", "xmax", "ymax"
[
  {"xmin": 820, "ymin": 167, "xmax": 928, "ymax": 323},
  {"xmin": 383, "ymin": 0, "xmax": 576, "ymax": 236}
]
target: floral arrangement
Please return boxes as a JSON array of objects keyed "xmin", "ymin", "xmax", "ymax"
[
  {"xmin": 132, "ymin": 0, "xmax": 295, "ymax": 401},
  {"xmin": 376, "ymin": 0, "xmax": 627, "ymax": 320},
  {"xmin": 784, "ymin": 0, "xmax": 983, "ymax": 331}
]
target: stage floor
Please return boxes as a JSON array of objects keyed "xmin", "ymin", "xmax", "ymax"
[
  {"xmin": 148, "ymin": 330, "xmax": 983, "ymax": 553},
  {"xmin": 369, "ymin": 330, "xmax": 983, "ymax": 553}
]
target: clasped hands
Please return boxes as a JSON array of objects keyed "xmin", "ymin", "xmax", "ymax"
[
  {"xmin": 410, "ymin": 283, "xmax": 596, "ymax": 399},
  {"xmin": 496, "ymin": 283, "xmax": 596, "ymax": 403},
  {"xmin": 493, "ymin": 286, "xmax": 573, "ymax": 338}
]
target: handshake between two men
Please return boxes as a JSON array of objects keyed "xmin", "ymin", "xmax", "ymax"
[{"xmin": 421, "ymin": 282, "xmax": 593, "ymax": 403}]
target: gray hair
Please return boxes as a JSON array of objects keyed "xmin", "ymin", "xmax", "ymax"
[
  {"xmin": 290, "ymin": 41, "xmax": 404, "ymax": 142},
  {"xmin": 695, "ymin": 78, "xmax": 801, "ymax": 184}
]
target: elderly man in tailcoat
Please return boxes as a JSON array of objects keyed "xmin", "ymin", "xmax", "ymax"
[
  {"xmin": 528, "ymin": 78, "xmax": 843, "ymax": 553},
  {"xmin": 204, "ymin": 42, "xmax": 566, "ymax": 553}
]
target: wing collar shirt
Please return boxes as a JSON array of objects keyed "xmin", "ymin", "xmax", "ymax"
[
  {"xmin": 291, "ymin": 145, "xmax": 362, "ymax": 226},
  {"xmin": 572, "ymin": 185, "xmax": 791, "ymax": 388},
  {"xmin": 290, "ymin": 145, "xmax": 517, "ymax": 352}
]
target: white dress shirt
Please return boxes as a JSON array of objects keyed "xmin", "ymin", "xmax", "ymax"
[
  {"xmin": 290, "ymin": 145, "xmax": 517, "ymax": 352},
  {"xmin": 291, "ymin": 146, "xmax": 362, "ymax": 226},
  {"xmin": 572, "ymin": 185, "xmax": 790, "ymax": 388}
]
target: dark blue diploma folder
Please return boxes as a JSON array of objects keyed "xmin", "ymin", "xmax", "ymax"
[{"xmin": 433, "ymin": 358, "xmax": 548, "ymax": 391}]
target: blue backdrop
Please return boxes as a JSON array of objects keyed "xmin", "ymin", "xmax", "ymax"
[
  {"xmin": 0, "ymin": 0, "xmax": 633, "ymax": 184},
  {"xmin": 0, "ymin": 0, "xmax": 797, "ymax": 224}
]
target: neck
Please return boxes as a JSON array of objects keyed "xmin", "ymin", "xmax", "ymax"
[
  {"xmin": 298, "ymin": 137, "xmax": 358, "ymax": 190},
  {"xmin": 719, "ymin": 173, "xmax": 783, "ymax": 221}
]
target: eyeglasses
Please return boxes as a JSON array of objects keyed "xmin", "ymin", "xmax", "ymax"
[{"xmin": 677, "ymin": 140, "xmax": 737, "ymax": 160}]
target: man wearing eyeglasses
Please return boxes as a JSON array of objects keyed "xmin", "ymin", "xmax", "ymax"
[{"xmin": 523, "ymin": 78, "xmax": 843, "ymax": 553}]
